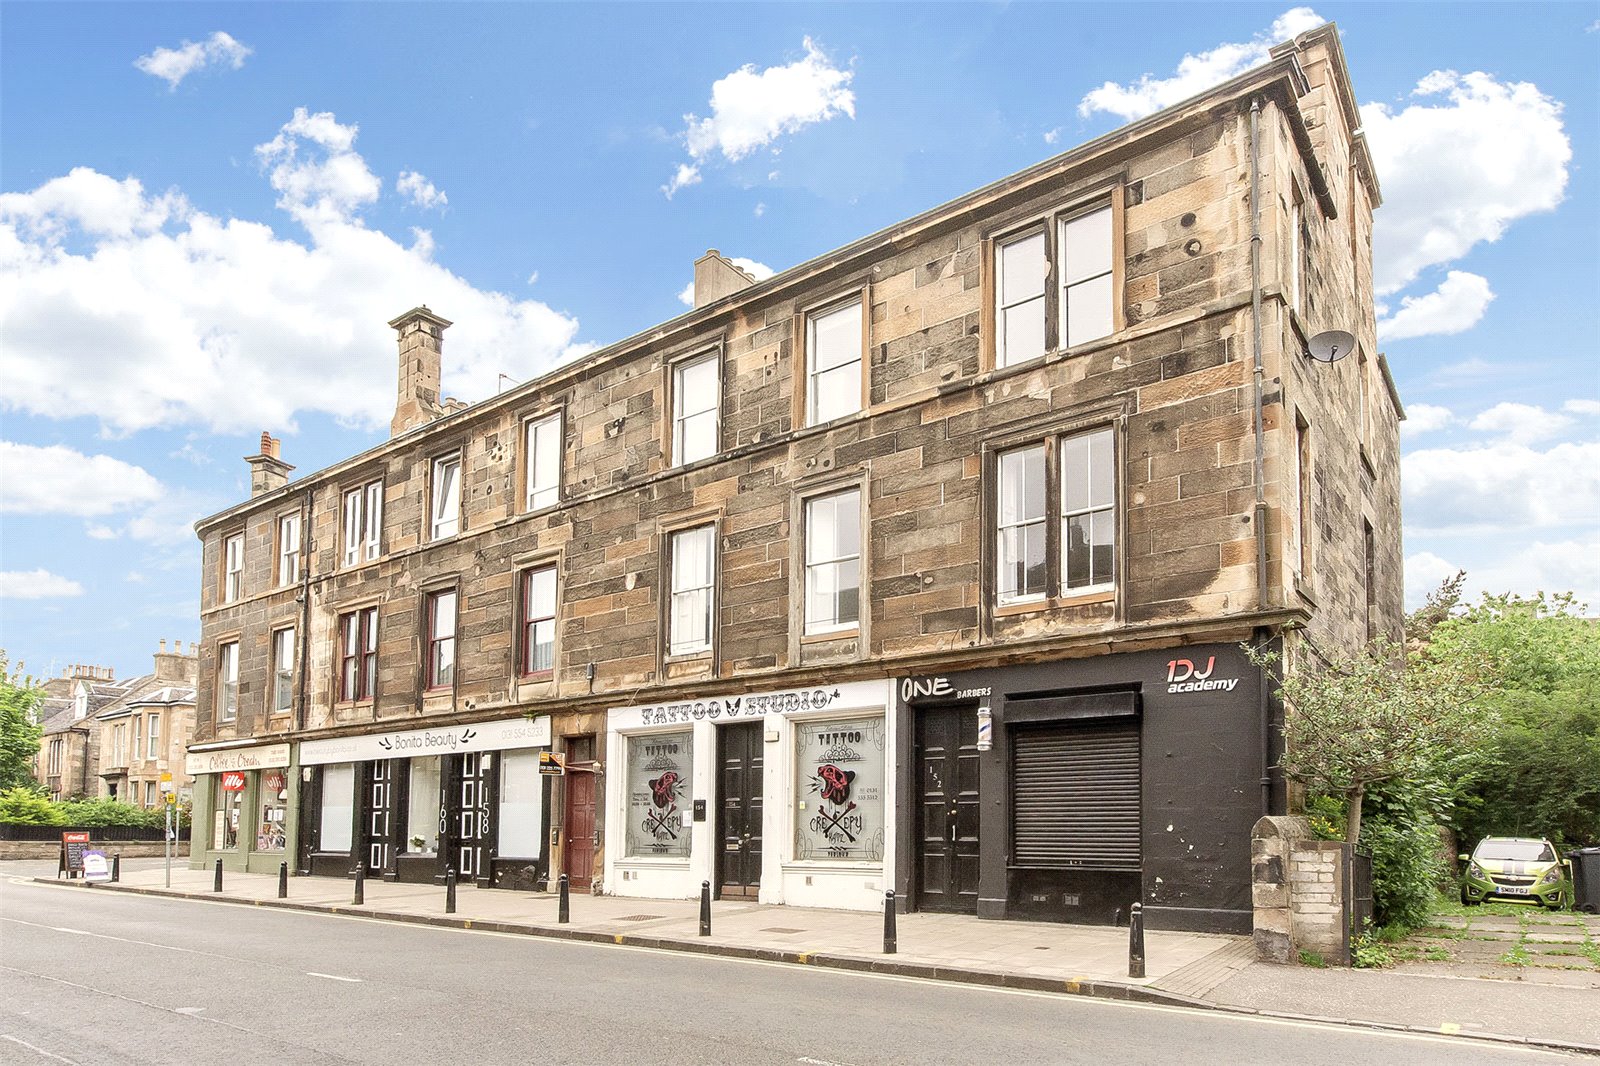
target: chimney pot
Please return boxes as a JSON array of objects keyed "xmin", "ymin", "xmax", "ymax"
[{"xmin": 245, "ymin": 430, "xmax": 293, "ymax": 498}]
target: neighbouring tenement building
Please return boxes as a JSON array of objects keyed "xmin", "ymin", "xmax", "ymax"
[{"xmin": 189, "ymin": 24, "xmax": 1400, "ymax": 934}]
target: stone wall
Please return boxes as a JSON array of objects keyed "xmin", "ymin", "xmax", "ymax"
[
  {"xmin": 0, "ymin": 841, "xmax": 190, "ymax": 861},
  {"xmin": 1252, "ymin": 814, "xmax": 1351, "ymax": 965}
]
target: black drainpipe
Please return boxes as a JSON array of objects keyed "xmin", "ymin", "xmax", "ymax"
[{"xmin": 295, "ymin": 489, "xmax": 313, "ymax": 734}]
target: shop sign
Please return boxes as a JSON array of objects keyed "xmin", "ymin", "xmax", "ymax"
[
  {"xmin": 220, "ymin": 771, "xmax": 247, "ymax": 792},
  {"xmin": 1164, "ymin": 656, "xmax": 1239, "ymax": 693},
  {"xmin": 299, "ymin": 714, "xmax": 552, "ymax": 766},
  {"xmin": 62, "ymin": 830, "xmax": 90, "ymax": 874},
  {"xmin": 899, "ymin": 676, "xmax": 993, "ymax": 703},
  {"xmin": 539, "ymin": 751, "xmax": 565, "ymax": 776},
  {"xmin": 185, "ymin": 742, "xmax": 292, "ymax": 776},
  {"xmin": 610, "ymin": 680, "xmax": 884, "ymax": 730},
  {"xmin": 82, "ymin": 850, "xmax": 111, "ymax": 883},
  {"xmin": 263, "ymin": 771, "xmax": 287, "ymax": 793}
]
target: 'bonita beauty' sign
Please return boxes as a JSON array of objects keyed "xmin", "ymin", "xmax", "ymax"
[{"xmin": 299, "ymin": 714, "xmax": 552, "ymax": 766}]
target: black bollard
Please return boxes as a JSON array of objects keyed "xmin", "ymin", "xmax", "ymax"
[
  {"xmin": 213, "ymin": 858, "xmax": 223, "ymax": 893},
  {"xmin": 1128, "ymin": 901, "xmax": 1146, "ymax": 979},
  {"xmin": 111, "ymin": 853, "xmax": 121, "ymax": 883},
  {"xmin": 278, "ymin": 861, "xmax": 289, "ymax": 899},
  {"xmin": 445, "ymin": 869, "xmax": 457, "ymax": 914},
  {"xmin": 883, "ymin": 889, "xmax": 897, "ymax": 955},
  {"xmin": 558, "ymin": 873, "xmax": 570, "ymax": 924},
  {"xmin": 699, "ymin": 880, "xmax": 712, "ymax": 937},
  {"xmin": 353, "ymin": 863, "xmax": 365, "ymax": 905}
]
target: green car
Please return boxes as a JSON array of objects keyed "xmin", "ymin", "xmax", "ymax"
[{"xmin": 1459, "ymin": 837, "xmax": 1571, "ymax": 909}]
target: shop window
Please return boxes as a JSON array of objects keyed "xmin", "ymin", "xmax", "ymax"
[
  {"xmin": 672, "ymin": 353, "xmax": 720, "ymax": 465},
  {"xmin": 524, "ymin": 412, "xmax": 562, "ymax": 511},
  {"xmin": 217, "ymin": 641, "xmax": 239, "ymax": 722},
  {"xmin": 498, "ymin": 749, "xmax": 544, "ymax": 858},
  {"xmin": 426, "ymin": 590, "xmax": 457, "ymax": 690},
  {"xmin": 271, "ymin": 627, "xmax": 295, "ymax": 715},
  {"xmin": 624, "ymin": 731, "xmax": 693, "ymax": 858},
  {"xmin": 257, "ymin": 770, "xmax": 288, "ymax": 851},
  {"xmin": 278, "ymin": 512, "xmax": 301, "ymax": 586},
  {"xmin": 406, "ymin": 756, "xmax": 441, "ymax": 854},
  {"xmin": 430, "ymin": 452, "xmax": 462, "ymax": 540},
  {"xmin": 668, "ymin": 525, "xmax": 715, "ymax": 656},
  {"xmin": 342, "ymin": 480, "xmax": 383, "ymax": 566},
  {"xmin": 217, "ymin": 776, "xmax": 245, "ymax": 849},
  {"xmin": 319, "ymin": 763, "xmax": 355, "ymax": 853},
  {"xmin": 806, "ymin": 298, "xmax": 863, "ymax": 426},
  {"xmin": 520, "ymin": 566, "xmax": 557, "ymax": 677},
  {"xmin": 223, "ymin": 533, "xmax": 244, "ymax": 603},
  {"xmin": 794, "ymin": 716, "xmax": 887, "ymax": 861},
  {"xmin": 338, "ymin": 607, "xmax": 378, "ymax": 702},
  {"xmin": 804, "ymin": 489, "xmax": 861, "ymax": 634}
]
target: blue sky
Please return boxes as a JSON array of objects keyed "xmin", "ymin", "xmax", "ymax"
[{"xmin": 2, "ymin": 2, "xmax": 1596, "ymax": 679}]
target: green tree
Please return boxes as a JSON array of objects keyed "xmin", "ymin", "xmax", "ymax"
[
  {"xmin": 1423, "ymin": 591, "xmax": 1600, "ymax": 847},
  {"xmin": 1247, "ymin": 637, "xmax": 1490, "ymax": 845},
  {"xmin": 0, "ymin": 785, "xmax": 64, "ymax": 825},
  {"xmin": 0, "ymin": 652, "xmax": 45, "ymax": 790}
]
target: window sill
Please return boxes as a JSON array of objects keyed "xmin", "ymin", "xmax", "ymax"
[
  {"xmin": 801, "ymin": 626, "xmax": 859, "ymax": 644},
  {"xmin": 994, "ymin": 588, "xmax": 1115, "ymax": 618},
  {"xmin": 1359, "ymin": 444, "xmax": 1376, "ymax": 479},
  {"xmin": 665, "ymin": 649, "xmax": 713, "ymax": 664},
  {"xmin": 333, "ymin": 699, "xmax": 375, "ymax": 710},
  {"xmin": 518, "ymin": 670, "xmax": 555, "ymax": 684}
]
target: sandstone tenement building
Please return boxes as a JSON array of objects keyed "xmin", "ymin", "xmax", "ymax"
[{"xmin": 189, "ymin": 24, "xmax": 1401, "ymax": 934}]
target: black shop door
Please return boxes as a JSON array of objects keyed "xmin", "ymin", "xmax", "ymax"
[
  {"xmin": 717, "ymin": 721, "xmax": 763, "ymax": 899},
  {"xmin": 361, "ymin": 760, "xmax": 398, "ymax": 874},
  {"xmin": 447, "ymin": 752, "xmax": 494, "ymax": 884},
  {"xmin": 915, "ymin": 705, "xmax": 981, "ymax": 913}
]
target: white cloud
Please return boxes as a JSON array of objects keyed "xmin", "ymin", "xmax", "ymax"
[
  {"xmin": 125, "ymin": 571, "xmax": 147, "ymax": 583},
  {"xmin": 1563, "ymin": 399, "xmax": 1600, "ymax": 417},
  {"xmin": 396, "ymin": 170, "xmax": 448, "ymax": 211},
  {"xmin": 1467, "ymin": 402, "xmax": 1573, "ymax": 445},
  {"xmin": 1043, "ymin": 128, "xmax": 1062, "ymax": 145},
  {"xmin": 1403, "ymin": 438, "xmax": 1600, "ymax": 534},
  {"xmin": 526, "ymin": 271, "xmax": 538, "ymax": 286},
  {"xmin": 1400, "ymin": 403, "xmax": 1452, "ymax": 438},
  {"xmin": 0, "ymin": 109, "xmax": 585, "ymax": 436},
  {"xmin": 0, "ymin": 442, "xmax": 165, "ymax": 516},
  {"xmin": 86, "ymin": 525, "xmax": 119, "ymax": 540},
  {"xmin": 134, "ymin": 31, "xmax": 251, "ymax": 90},
  {"xmin": 667, "ymin": 38, "xmax": 854, "ymax": 196},
  {"xmin": 1078, "ymin": 8, "xmax": 1323, "ymax": 121},
  {"xmin": 1406, "ymin": 540, "xmax": 1600, "ymax": 612},
  {"xmin": 753, "ymin": 202, "xmax": 766, "ymax": 218},
  {"xmin": 1376, "ymin": 270, "xmax": 1494, "ymax": 341},
  {"xmin": 0, "ymin": 569, "xmax": 85, "ymax": 599},
  {"xmin": 676, "ymin": 256, "xmax": 776, "ymax": 306},
  {"xmin": 662, "ymin": 163, "xmax": 701, "ymax": 200},
  {"xmin": 1361, "ymin": 71, "xmax": 1570, "ymax": 295}
]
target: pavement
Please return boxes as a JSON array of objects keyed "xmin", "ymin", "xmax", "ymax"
[{"xmin": 17, "ymin": 859, "xmax": 1600, "ymax": 1056}]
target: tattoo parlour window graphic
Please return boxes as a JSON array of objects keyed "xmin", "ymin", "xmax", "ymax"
[
  {"xmin": 795, "ymin": 716, "xmax": 886, "ymax": 862},
  {"xmin": 625, "ymin": 732, "xmax": 693, "ymax": 859}
]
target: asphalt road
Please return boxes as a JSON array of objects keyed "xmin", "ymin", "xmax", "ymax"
[{"xmin": 0, "ymin": 861, "xmax": 1576, "ymax": 1066}]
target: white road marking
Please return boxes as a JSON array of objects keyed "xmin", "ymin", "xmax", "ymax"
[
  {"xmin": 49, "ymin": 927, "xmax": 92, "ymax": 935},
  {"xmin": 305, "ymin": 972, "xmax": 362, "ymax": 982},
  {"xmin": 3, "ymin": 917, "xmax": 255, "ymax": 965},
  {"xmin": 1, "ymin": 1033, "xmax": 81, "ymax": 1064}
]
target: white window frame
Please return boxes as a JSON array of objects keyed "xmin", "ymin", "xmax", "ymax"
[
  {"xmin": 520, "ymin": 565, "xmax": 557, "ymax": 677},
  {"xmin": 992, "ymin": 197, "xmax": 1116, "ymax": 367},
  {"xmin": 1057, "ymin": 205, "xmax": 1114, "ymax": 350},
  {"xmin": 805, "ymin": 298, "xmax": 863, "ymax": 427},
  {"xmin": 803, "ymin": 489, "xmax": 862, "ymax": 635},
  {"xmin": 430, "ymin": 453, "xmax": 462, "ymax": 541},
  {"xmin": 672, "ymin": 353, "xmax": 721, "ymax": 466},
  {"xmin": 995, "ymin": 229, "xmax": 1047, "ymax": 367},
  {"xmin": 668, "ymin": 525, "xmax": 715, "ymax": 657},
  {"xmin": 1059, "ymin": 428, "xmax": 1116, "ymax": 593},
  {"xmin": 218, "ymin": 641, "xmax": 239, "ymax": 722},
  {"xmin": 996, "ymin": 445, "xmax": 1047, "ymax": 604},
  {"xmin": 426, "ymin": 589, "xmax": 457, "ymax": 690},
  {"xmin": 524, "ymin": 412, "xmax": 562, "ymax": 512},
  {"xmin": 132, "ymin": 715, "xmax": 143, "ymax": 761},
  {"xmin": 1290, "ymin": 194, "xmax": 1304, "ymax": 316},
  {"xmin": 342, "ymin": 480, "xmax": 384, "ymax": 567},
  {"xmin": 271, "ymin": 627, "xmax": 295, "ymax": 715},
  {"xmin": 147, "ymin": 711, "xmax": 160, "ymax": 755},
  {"xmin": 223, "ymin": 534, "xmax": 244, "ymax": 603},
  {"xmin": 277, "ymin": 512, "xmax": 301, "ymax": 586}
]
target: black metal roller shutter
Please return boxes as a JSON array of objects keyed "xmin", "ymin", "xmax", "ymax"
[{"xmin": 1012, "ymin": 721, "xmax": 1140, "ymax": 871}]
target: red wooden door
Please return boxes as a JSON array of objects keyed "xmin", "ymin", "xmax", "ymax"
[{"xmin": 562, "ymin": 736, "xmax": 597, "ymax": 889}]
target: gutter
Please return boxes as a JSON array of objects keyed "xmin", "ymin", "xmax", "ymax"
[{"xmin": 1248, "ymin": 97, "xmax": 1270, "ymax": 613}]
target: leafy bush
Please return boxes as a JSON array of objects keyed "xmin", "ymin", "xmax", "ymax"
[
  {"xmin": 1363, "ymin": 809, "xmax": 1447, "ymax": 928},
  {"xmin": 0, "ymin": 785, "xmax": 64, "ymax": 824},
  {"xmin": 55, "ymin": 797, "xmax": 164, "ymax": 830}
]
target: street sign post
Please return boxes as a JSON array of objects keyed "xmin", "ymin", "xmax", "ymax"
[{"xmin": 160, "ymin": 771, "xmax": 175, "ymax": 887}]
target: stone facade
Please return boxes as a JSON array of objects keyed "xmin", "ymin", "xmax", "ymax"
[{"xmin": 190, "ymin": 25, "xmax": 1400, "ymax": 917}]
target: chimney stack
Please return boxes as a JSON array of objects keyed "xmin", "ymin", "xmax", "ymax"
[
  {"xmin": 245, "ymin": 431, "xmax": 294, "ymax": 498},
  {"xmin": 692, "ymin": 250, "xmax": 758, "ymax": 309},
  {"xmin": 389, "ymin": 306, "xmax": 453, "ymax": 436},
  {"xmin": 153, "ymin": 638, "xmax": 198, "ymax": 684}
]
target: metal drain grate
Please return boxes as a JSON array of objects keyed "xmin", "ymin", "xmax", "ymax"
[
  {"xmin": 614, "ymin": 914, "xmax": 666, "ymax": 922},
  {"xmin": 761, "ymin": 927, "xmax": 805, "ymax": 934}
]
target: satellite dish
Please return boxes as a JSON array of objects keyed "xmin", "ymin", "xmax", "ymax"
[{"xmin": 1307, "ymin": 329, "xmax": 1356, "ymax": 364}]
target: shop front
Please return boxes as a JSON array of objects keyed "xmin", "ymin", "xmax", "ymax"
[
  {"xmin": 604, "ymin": 680, "xmax": 893, "ymax": 912},
  {"xmin": 893, "ymin": 642, "xmax": 1278, "ymax": 934},
  {"xmin": 296, "ymin": 714, "xmax": 553, "ymax": 889},
  {"xmin": 186, "ymin": 741, "xmax": 296, "ymax": 874}
]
